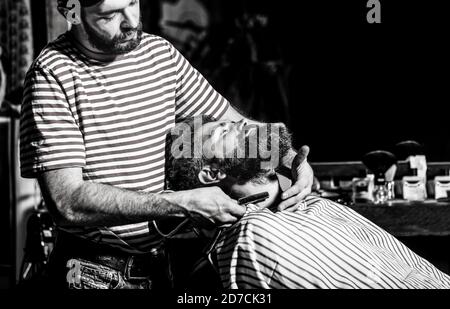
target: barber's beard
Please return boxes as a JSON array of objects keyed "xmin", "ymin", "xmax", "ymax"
[{"xmin": 82, "ymin": 17, "xmax": 143, "ymax": 54}]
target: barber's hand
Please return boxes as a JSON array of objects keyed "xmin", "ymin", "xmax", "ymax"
[
  {"xmin": 179, "ymin": 187, "xmax": 245, "ymax": 227},
  {"xmin": 278, "ymin": 145, "xmax": 314, "ymax": 212}
]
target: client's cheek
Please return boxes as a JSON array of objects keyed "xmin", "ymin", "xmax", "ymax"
[
  {"xmin": 202, "ymin": 140, "xmax": 216, "ymax": 158},
  {"xmin": 203, "ymin": 140, "xmax": 236, "ymax": 159},
  {"xmin": 229, "ymin": 185, "xmax": 251, "ymax": 200},
  {"xmin": 255, "ymin": 193, "xmax": 278, "ymax": 209},
  {"xmin": 255, "ymin": 200, "xmax": 271, "ymax": 209}
]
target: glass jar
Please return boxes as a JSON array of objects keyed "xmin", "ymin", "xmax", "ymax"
[{"xmin": 373, "ymin": 176, "xmax": 388, "ymax": 204}]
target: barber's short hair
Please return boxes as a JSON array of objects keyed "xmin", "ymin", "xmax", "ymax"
[{"xmin": 57, "ymin": 0, "xmax": 104, "ymax": 8}]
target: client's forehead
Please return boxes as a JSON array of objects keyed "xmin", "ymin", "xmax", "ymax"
[
  {"xmin": 194, "ymin": 121, "xmax": 225, "ymax": 140},
  {"xmin": 194, "ymin": 121, "xmax": 223, "ymax": 132}
]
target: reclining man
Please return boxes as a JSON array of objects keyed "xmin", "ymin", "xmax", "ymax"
[{"xmin": 164, "ymin": 116, "xmax": 450, "ymax": 289}]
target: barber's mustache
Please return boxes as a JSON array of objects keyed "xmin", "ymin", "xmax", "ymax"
[{"xmin": 119, "ymin": 22, "xmax": 143, "ymax": 39}]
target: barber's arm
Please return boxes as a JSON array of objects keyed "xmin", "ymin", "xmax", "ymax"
[
  {"xmin": 220, "ymin": 104, "xmax": 314, "ymax": 211},
  {"xmin": 38, "ymin": 168, "xmax": 245, "ymax": 227}
]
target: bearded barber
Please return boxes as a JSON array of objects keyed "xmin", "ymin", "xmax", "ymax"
[{"xmin": 20, "ymin": 0, "xmax": 314, "ymax": 289}]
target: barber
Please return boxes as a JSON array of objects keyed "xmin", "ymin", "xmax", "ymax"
[{"xmin": 20, "ymin": 0, "xmax": 313, "ymax": 289}]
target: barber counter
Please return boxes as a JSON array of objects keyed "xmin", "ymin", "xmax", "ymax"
[
  {"xmin": 349, "ymin": 200, "xmax": 450, "ymax": 237},
  {"xmin": 312, "ymin": 161, "xmax": 450, "ymax": 275}
]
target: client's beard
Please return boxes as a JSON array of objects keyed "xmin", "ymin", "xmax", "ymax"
[{"xmin": 219, "ymin": 123, "xmax": 293, "ymax": 184}]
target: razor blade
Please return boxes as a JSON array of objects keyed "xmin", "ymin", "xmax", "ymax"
[{"xmin": 238, "ymin": 192, "xmax": 269, "ymax": 206}]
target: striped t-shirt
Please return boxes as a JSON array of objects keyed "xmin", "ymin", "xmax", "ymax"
[
  {"xmin": 215, "ymin": 196, "xmax": 450, "ymax": 288},
  {"xmin": 20, "ymin": 32, "xmax": 229, "ymax": 253}
]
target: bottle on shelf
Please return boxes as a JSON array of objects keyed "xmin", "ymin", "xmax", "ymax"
[
  {"xmin": 352, "ymin": 171, "xmax": 374, "ymax": 203},
  {"xmin": 362, "ymin": 150, "xmax": 397, "ymax": 205},
  {"xmin": 434, "ymin": 169, "xmax": 450, "ymax": 200},
  {"xmin": 402, "ymin": 168, "xmax": 427, "ymax": 201},
  {"xmin": 373, "ymin": 173, "xmax": 389, "ymax": 204}
]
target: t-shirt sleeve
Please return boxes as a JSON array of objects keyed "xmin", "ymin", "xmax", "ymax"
[
  {"xmin": 20, "ymin": 66, "xmax": 86, "ymax": 178},
  {"xmin": 165, "ymin": 40, "xmax": 230, "ymax": 121}
]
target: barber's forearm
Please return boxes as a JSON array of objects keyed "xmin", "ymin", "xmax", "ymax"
[
  {"xmin": 39, "ymin": 167, "xmax": 243, "ymax": 228},
  {"xmin": 40, "ymin": 179, "xmax": 187, "ymax": 227},
  {"xmin": 68, "ymin": 183, "xmax": 187, "ymax": 226}
]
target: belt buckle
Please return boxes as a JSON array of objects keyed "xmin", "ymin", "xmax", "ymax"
[{"xmin": 125, "ymin": 256, "xmax": 148, "ymax": 281}]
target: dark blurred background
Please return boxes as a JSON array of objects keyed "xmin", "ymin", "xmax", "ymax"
[{"xmin": 143, "ymin": 0, "xmax": 450, "ymax": 162}]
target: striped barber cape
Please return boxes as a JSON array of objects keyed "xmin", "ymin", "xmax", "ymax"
[{"xmin": 215, "ymin": 196, "xmax": 450, "ymax": 289}]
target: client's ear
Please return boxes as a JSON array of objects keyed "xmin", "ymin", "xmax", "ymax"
[{"xmin": 198, "ymin": 165, "xmax": 227, "ymax": 185}]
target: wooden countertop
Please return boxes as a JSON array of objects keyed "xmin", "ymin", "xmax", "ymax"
[{"xmin": 348, "ymin": 200, "xmax": 450, "ymax": 237}]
